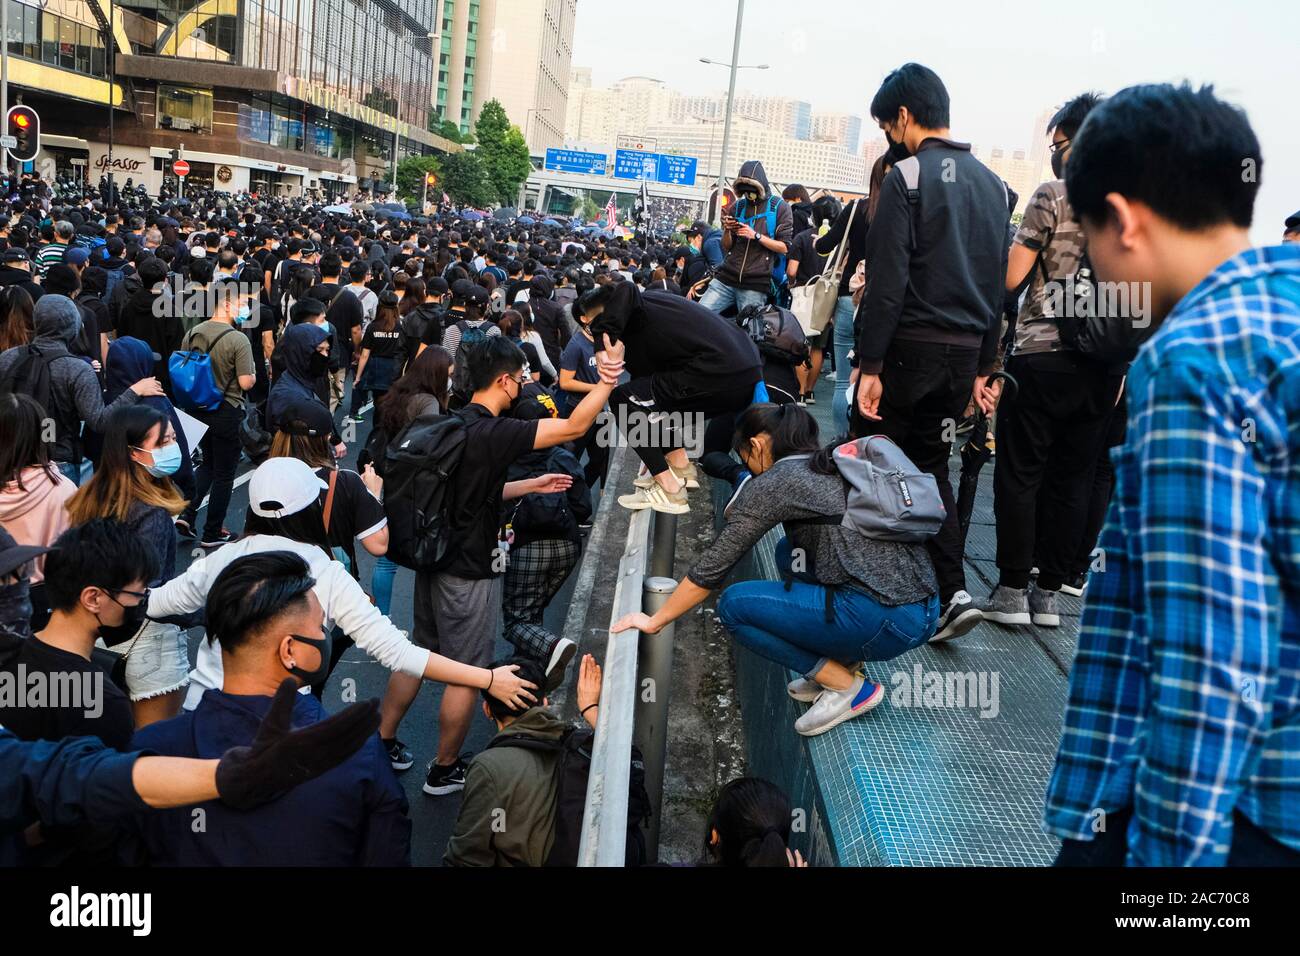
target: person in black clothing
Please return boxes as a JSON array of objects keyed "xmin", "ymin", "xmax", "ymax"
[
  {"xmin": 853, "ymin": 62, "xmax": 1010, "ymax": 643},
  {"xmin": 0, "ymin": 248, "xmax": 44, "ymax": 304},
  {"xmin": 351, "ymin": 291, "xmax": 404, "ymax": 420},
  {"xmin": 526, "ymin": 274, "xmax": 568, "ymax": 373},
  {"xmin": 578, "ymin": 280, "xmax": 763, "ymax": 515}
]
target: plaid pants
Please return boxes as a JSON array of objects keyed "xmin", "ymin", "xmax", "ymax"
[{"xmin": 503, "ymin": 538, "xmax": 580, "ymax": 662}]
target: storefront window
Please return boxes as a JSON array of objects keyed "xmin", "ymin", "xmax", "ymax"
[
  {"xmin": 158, "ymin": 84, "xmax": 214, "ymax": 135},
  {"xmin": 240, "ymin": 96, "xmax": 273, "ymax": 144},
  {"xmin": 57, "ymin": 17, "xmax": 74, "ymax": 70}
]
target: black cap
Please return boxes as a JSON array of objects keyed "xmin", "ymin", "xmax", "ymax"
[
  {"xmin": 0, "ymin": 526, "xmax": 52, "ymax": 579},
  {"xmin": 427, "ymin": 276, "xmax": 450, "ymax": 296},
  {"xmin": 672, "ymin": 245, "xmax": 693, "ymax": 261},
  {"xmin": 463, "ymin": 284, "xmax": 490, "ymax": 307},
  {"xmin": 686, "ymin": 220, "xmax": 711, "ymax": 237},
  {"xmin": 1286, "ymin": 210, "xmax": 1300, "ymax": 231},
  {"xmin": 277, "ymin": 397, "xmax": 335, "ymax": 438},
  {"xmin": 3, "ymin": 247, "xmax": 28, "ymax": 262}
]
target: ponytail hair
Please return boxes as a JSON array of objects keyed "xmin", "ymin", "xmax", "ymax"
[
  {"xmin": 730, "ymin": 402, "xmax": 821, "ymax": 461},
  {"xmin": 705, "ymin": 777, "xmax": 794, "ymax": 867}
]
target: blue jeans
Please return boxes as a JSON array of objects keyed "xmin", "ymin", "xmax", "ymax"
[
  {"xmin": 55, "ymin": 460, "xmax": 81, "ymax": 486},
  {"xmin": 830, "ymin": 296, "xmax": 856, "ymax": 431},
  {"xmin": 370, "ymin": 555, "xmax": 399, "ymax": 617},
  {"xmin": 716, "ymin": 537, "xmax": 940, "ymax": 678},
  {"xmin": 697, "ymin": 281, "xmax": 767, "ymax": 315}
]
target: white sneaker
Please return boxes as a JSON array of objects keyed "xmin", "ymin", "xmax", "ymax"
[
  {"xmin": 787, "ymin": 676, "xmax": 822, "ymax": 702},
  {"xmin": 633, "ymin": 462, "xmax": 699, "ymax": 490},
  {"xmin": 544, "ymin": 638, "xmax": 577, "ymax": 692},
  {"xmin": 794, "ymin": 677, "xmax": 884, "ymax": 736},
  {"xmin": 617, "ymin": 482, "xmax": 690, "ymax": 515}
]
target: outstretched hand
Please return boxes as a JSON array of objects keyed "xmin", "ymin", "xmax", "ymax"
[{"xmin": 214, "ymin": 678, "xmax": 379, "ymax": 810}]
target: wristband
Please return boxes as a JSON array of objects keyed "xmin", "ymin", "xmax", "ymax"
[
  {"xmin": 485, "ymin": 669, "xmax": 494, "ymax": 692},
  {"xmin": 581, "ymin": 703, "xmax": 598, "ymax": 717}
]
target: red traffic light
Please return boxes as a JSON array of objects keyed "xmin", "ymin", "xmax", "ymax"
[
  {"xmin": 6, "ymin": 106, "xmax": 39, "ymax": 163},
  {"xmin": 12, "ymin": 114, "xmax": 29, "ymax": 130}
]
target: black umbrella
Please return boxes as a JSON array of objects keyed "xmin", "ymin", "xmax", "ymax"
[{"xmin": 956, "ymin": 370, "xmax": 1018, "ymax": 546}]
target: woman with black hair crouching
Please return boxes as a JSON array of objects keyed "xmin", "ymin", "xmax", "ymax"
[
  {"xmin": 705, "ymin": 777, "xmax": 807, "ymax": 867},
  {"xmin": 614, "ymin": 403, "xmax": 939, "ymax": 738}
]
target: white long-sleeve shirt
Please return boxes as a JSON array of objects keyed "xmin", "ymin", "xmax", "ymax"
[{"xmin": 146, "ymin": 534, "xmax": 430, "ymax": 710}]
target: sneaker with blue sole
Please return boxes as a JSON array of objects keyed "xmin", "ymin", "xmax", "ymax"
[{"xmin": 794, "ymin": 676, "xmax": 885, "ymax": 736}]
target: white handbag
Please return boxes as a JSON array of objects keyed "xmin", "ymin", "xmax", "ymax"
[{"xmin": 790, "ymin": 199, "xmax": 858, "ymax": 336}]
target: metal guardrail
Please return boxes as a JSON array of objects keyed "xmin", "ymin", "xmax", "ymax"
[{"xmin": 578, "ymin": 506, "xmax": 679, "ymax": 866}]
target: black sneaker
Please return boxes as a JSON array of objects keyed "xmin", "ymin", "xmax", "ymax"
[
  {"xmin": 804, "ymin": 392, "xmax": 816, "ymax": 406},
  {"xmin": 929, "ymin": 590, "xmax": 984, "ymax": 643},
  {"xmin": 423, "ymin": 754, "xmax": 472, "ymax": 796},
  {"xmin": 384, "ymin": 738, "xmax": 414, "ymax": 772},
  {"xmin": 545, "ymin": 637, "xmax": 577, "ymax": 693},
  {"xmin": 199, "ymin": 530, "xmax": 235, "ymax": 549},
  {"xmin": 174, "ymin": 517, "xmax": 196, "ymax": 539}
]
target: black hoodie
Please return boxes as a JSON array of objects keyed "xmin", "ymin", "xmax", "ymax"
[{"xmin": 588, "ymin": 282, "xmax": 761, "ymax": 395}]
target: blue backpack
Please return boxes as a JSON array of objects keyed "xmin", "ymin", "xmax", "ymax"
[
  {"xmin": 456, "ymin": 319, "xmax": 490, "ymax": 355},
  {"xmin": 72, "ymin": 234, "xmax": 109, "ymax": 264},
  {"xmin": 169, "ymin": 326, "xmax": 239, "ymax": 412},
  {"xmin": 735, "ymin": 194, "xmax": 788, "ymax": 291}
]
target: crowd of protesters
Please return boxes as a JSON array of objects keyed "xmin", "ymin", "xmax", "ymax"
[{"xmin": 0, "ymin": 59, "xmax": 1296, "ymax": 869}]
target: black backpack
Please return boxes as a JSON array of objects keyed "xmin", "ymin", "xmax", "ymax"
[
  {"xmin": 0, "ymin": 346, "xmax": 80, "ymax": 461},
  {"xmin": 381, "ymin": 411, "xmax": 468, "ymax": 570},
  {"xmin": 737, "ymin": 303, "xmax": 809, "ymax": 365},
  {"xmin": 487, "ymin": 726, "xmax": 651, "ymax": 867},
  {"xmin": 1036, "ymin": 250, "xmax": 1140, "ymax": 365}
]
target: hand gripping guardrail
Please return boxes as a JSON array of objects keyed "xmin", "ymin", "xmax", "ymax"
[{"xmin": 577, "ymin": 509, "xmax": 679, "ymax": 866}]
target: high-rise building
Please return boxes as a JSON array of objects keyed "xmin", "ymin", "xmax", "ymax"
[
  {"xmin": 23, "ymin": 0, "xmax": 456, "ymax": 197},
  {"xmin": 978, "ymin": 146, "xmax": 1039, "ymax": 214},
  {"xmin": 1027, "ymin": 106, "xmax": 1057, "ymax": 189},
  {"xmin": 473, "ymin": 0, "xmax": 577, "ymax": 153},
  {"xmin": 811, "ymin": 112, "xmax": 863, "ymax": 155}
]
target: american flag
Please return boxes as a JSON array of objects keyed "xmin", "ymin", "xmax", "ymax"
[{"xmin": 604, "ymin": 193, "xmax": 617, "ymax": 228}]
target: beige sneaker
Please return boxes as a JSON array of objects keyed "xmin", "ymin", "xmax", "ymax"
[
  {"xmin": 633, "ymin": 462, "xmax": 699, "ymax": 490},
  {"xmin": 618, "ymin": 482, "xmax": 690, "ymax": 514}
]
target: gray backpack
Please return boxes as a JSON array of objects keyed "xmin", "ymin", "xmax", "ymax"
[{"xmin": 830, "ymin": 435, "xmax": 945, "ymax": 542}]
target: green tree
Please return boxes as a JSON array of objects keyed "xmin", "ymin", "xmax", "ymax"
[
  {"xmin": 474, "ymin": 99, "xmax": 532, "ymax": 206},
  {"xmin": 396, "ymin": 155, "xmax": 443, "ymax": 203},
  {"xmin": 429, "ymin": 115, "xmax": 476, "ymax": 145},
  {"xmin": 577, "ymin": 195, "xmax": 600, "ymax": 222},
  {"xmin": 439, "ymin": 150, "xmax": 495, "ymax": 208}
]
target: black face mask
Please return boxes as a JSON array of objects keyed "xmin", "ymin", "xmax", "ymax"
[
  {"xmin": 308, "ymin": 351, "xmax": 330, "ymax": 377},
  {"xmin": 287, "ymin": 632, "xmax": 332, "ymax": 684},
  {"xmin": 1050, "ymin": 149, "xmax": 1066, "ymax": 180},
  {"xmin": 96, "ymin": 593, "xmax": 149, "ymax": 647},
  {"xmin": 885, "ymin": 133, "xmax": 911, "ymax": 164}
]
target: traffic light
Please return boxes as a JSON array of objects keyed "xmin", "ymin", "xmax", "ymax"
[
  {"xmin": 708, "ymin": 186, "xmax": 736, "ymax": 223},
  {"xmin": 425, "ymin": 172, "xmax": 438, "ymax": 186},
  {"xmin": 6, "ymin": 106, "xmax": 39, "ymax": 163}
]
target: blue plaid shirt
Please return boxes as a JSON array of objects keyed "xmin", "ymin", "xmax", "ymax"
[{"xmin": 1044, "ymin": 244, "xmax": 1300, "ymax": 866}]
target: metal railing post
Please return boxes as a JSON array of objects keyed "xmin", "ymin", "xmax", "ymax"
[
  {"xmin": 650, "ymin": 511, "xmax": 677, "ymax": 579},
  {"xmin": 634, "ymin": 575, "xmax": 677, "ymax": 862}
]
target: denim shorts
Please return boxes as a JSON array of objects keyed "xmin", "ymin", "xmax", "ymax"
[{"xmin": 98, "ymin": 620, "xmax": 191, "ymax": 702}]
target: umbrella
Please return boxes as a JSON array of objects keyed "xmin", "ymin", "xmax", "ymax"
[
  {"xmin": 542, "ymin": 218, "xmax": 561, "ymax": 227},
  {"xmin": 459, "ymin": 210, "xmax": 484, "ymax": 221},
  {"xmin": 517, "ymin": 215, "xmax": 536, "ymax": 226},
  {"xmin": 494, "ymin": 207, "xmax": 517, "ymax": 220},
  {"xmin": 955, "ymin": 370, "xmax": 1018, "ymax": 546},
  {"xmin": 323, "ymin": 203, "xmax": 353, "ymax": 215}
]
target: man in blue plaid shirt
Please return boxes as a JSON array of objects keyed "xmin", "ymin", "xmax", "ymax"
[{"xmin": 1043, "ymin": 83, "xmax": 1300, "ymax": 866}]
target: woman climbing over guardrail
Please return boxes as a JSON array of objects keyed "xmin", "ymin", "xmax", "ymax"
[{"xmin": 612, "ymin": 402, "xmax": 941, "ymax": 738}]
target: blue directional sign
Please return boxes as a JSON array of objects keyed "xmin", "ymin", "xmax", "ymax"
[
  {"xmin": 613, "ymin": 148, "xmax": 660, "ymax": 181},
  {"xmin": 544, "ymin": 148, "xmax": 608, "ymax": 175},
  {"xmin": 657, "ymin": 153, "xmax": 698, "ymax": 186}
]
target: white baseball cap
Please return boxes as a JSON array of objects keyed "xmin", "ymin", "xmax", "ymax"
[{"xmin": 248, "ymin": 457, "xmax": 328, "ymax": 519}]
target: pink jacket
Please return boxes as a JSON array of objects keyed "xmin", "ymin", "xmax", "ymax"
[{"xmin": 0, "ymin": 466, "xmax": 76, "ymax": 584}]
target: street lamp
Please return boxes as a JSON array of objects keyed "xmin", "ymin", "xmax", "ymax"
[{"xmin": 699, "ymin": 1, "xmax": 766, "ymax": 222}]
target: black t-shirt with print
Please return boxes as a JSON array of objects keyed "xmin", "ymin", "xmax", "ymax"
[
  {"xmin": 440, "ymin": 404, "xmax": 539, "ymax": 580},
  {"xmin": 315, "ymin": 466, "xmax": 386, "ymax": 575},
  {"xmin": 360, "ymin": 324, "xmax": 405, "ymax": 361}
]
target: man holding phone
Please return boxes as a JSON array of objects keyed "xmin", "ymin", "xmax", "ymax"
[{"xmin": 698, "ymin": 160, "xmax": 792, "ymax": 315}]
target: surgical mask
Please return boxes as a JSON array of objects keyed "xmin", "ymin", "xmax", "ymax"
[
  {"xmin": 96, "ymin": 592, "xmax": 149, "ymax": 645},
  {"xmin": 236, "ymin": 303, "xmax": 253, "ymax": 325},
  {"xmin": 287, "ymin": 631, "xmax": 331, "ymax": 684},
  {"xmin": 271, "ymin": 241, "xmax": 281, "ymax": 250},
  {"xmin": 135, "ymin": 441, "xmax": 183, "ymax": 477},
  {"xmin": 317, "ymin": 320, "xmax": 331, "ymax": 336}
]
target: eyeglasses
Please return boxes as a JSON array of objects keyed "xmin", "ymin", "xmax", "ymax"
[
  {"xmin": 1049, "ymin": 138, "xmax": 1072, "ymax": 154},
  {"xmin": 108, "ymin": 586, "xmax": 151, "ymax": 604}
]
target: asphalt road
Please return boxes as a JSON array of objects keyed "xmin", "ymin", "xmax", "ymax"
[{"xmin": 173, "ymin": 387, "xmax": 582, "ymax": 867}]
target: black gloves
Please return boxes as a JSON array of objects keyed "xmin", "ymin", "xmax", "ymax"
[{"xmin": 215, "ymin": 678, "xmax": 380, "ymax": 811}]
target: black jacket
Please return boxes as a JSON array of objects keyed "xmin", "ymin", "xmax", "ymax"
[
  {"xmin": 589, "ymin": 283, "xmax": 761, "ymax": 394},
  {"xmin": 856, "ymin": 138, "xmax": 1009, "ymax": 375},
  {"xmin": 0, "ymin": 265, "xmax": 43, "ymax": 303}
]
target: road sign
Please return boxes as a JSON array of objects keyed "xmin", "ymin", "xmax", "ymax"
[
  {"xmin": 173, "ymin": 159, "xmax": 190, "ymax": 177},
  {"xmin": 544, "ymin": 147, "xmax": 608, "ymax": 176},
  {"xmin": 613, "ymin": 148, "xmax": 659, "ymax": 182},
  {"xmin": 656, "ymin": 153, "xmax": 698, "ymax": 187},
  {"xmin": 617, "ymin": 135, "xmax": 657, "ymax": 152},
  {"xmin": 0, "ymin": 136, "xmax": 14, "ymax": 149}
]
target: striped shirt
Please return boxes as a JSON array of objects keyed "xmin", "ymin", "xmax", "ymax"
[
  {"xmin": 34, "ymin": 241, "xmax": 70, "ymax": 277},
  {"xmin": 1043, "ymin": 244, "xmax": 1300, "ymax": 865}
]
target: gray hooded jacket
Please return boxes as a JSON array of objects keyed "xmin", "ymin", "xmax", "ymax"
[
  {"xmin": 716, "ymin": 160, "xmax": 793, "ymax": 293},
  {"xmin": 0, "ymin": 295, "xmax": 138, "ymax": 463}
]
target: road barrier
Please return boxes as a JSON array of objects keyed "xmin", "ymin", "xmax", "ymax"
[{"xmin": 578, "ymin": 508, "xmax": 679, "ymax": 865}]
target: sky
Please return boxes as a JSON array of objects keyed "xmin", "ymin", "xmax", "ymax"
[{"xmin": 571, "ymin": 0, "xmax": 1300, "ymax": 246}]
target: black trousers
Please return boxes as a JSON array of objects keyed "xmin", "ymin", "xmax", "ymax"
[
  {"xmin": 1055, "ymin": 807, "xmax": 1300, "ymax": 866},
  {"xmin": 993, "ymin": 352, "xmax": 1123, "ymax": 591},
  {"xmin": 181, "ymin": 402, "xmax": 244, "ymax": 540},
  {"xmin": 851, "ymin": 340, "xmax": 980, "ymax": 603},
  {"xmin": 609, "ymin": 371, "xmax": 756, "ymax": 475}
]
